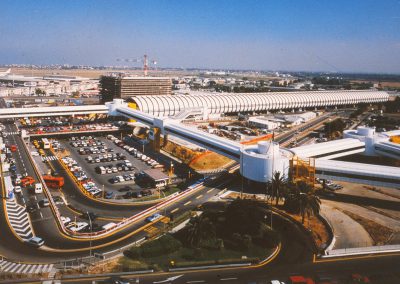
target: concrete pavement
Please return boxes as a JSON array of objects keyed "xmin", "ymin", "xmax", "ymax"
[{"xmin": 321, "ymin": 203, "xmax": 373, "ymax": 249}]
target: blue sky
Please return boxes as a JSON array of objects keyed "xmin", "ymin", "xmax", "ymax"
[{"xmin": 1, "ymin": 0, "xmax": 400, "ymax": 73}]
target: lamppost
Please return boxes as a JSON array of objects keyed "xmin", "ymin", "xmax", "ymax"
[{"xmin": 87, "ymin": 211, "xmax": 93, "ymax": 260}]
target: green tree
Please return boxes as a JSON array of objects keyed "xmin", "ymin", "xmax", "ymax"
[
  {"xmin": 269, "ymin": 171, "xmax": 287, "ymax": 206},
  {"xmin": 324, "ymin": 118, "xmax": 346, "ymax": 138},
  {"xmin": 185, "ymin": 215, "xmax": 216, "ymax": 248},
  {"xmin": 224, "ymin": 199, "xmax": 267, "ymax": 238},
  {"xmin": 292, "ymin": 182, "xmax": 321, "ymax": 224}
]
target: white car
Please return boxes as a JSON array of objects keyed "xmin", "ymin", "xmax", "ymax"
[
  {"xmin": 31, "ymin": 151, "xmax": 39, "ymax": 156},
  {"xmin": 60, "ymin": 216, "xmax": 71, "ymax": 225},
  {"xmin": 35, "ymin": 183, "xmax": 43, "ymax": 194},
  {"xmin": 67, "ymin": 222, "xmax": 89, "ymax": 232},
  {"xmin": 14, "ymin": 186, "xmax": 22, "ymax": 193}
]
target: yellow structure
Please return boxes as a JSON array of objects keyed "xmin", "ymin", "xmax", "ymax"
[
  {"xmin": 390, "ymin": 136, "xmax": 400, "ymax": 144},
  {"xmin": 290, "ymin": 156, "xmax": 316, "ymax": 187},
  {"xmin": 127, "ymin": 102, "xmax": 138, "ymax": 122},
  {"xmin": 149, "ymin": 127, "xmax": 161, "ymax": 152}
]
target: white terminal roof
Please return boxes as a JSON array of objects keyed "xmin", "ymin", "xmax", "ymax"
[
  {"xmin": 315, "ymin": 159, "xmax": 400, "ymax": 182},
  {"xmin": 290, "ymin": 138, "xmax": 365, "ymax": 158},
  {"xmin": 130, "ymin": 90, "xmax": 389, "ymax": 117}
]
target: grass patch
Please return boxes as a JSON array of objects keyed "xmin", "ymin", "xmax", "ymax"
[
  {"xmin": 124, "ymin": 243, "xmax": 271, "ymax": 271},
  {"xmin": 341, "ymin": 209, "xmax": 394, "ymax": 245}
]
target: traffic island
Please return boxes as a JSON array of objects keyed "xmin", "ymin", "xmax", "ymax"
[{"xmin": 121, "ymin": 198, "xmax": 281, "ymax": 272}]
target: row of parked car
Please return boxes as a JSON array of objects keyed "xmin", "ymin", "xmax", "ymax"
[
  {"xmin": 107, "ymin": 135, "xmax": 164, "ymax": 169},
  {"xmin": 61, "ymin": 156, "xmax": 103, "ymax": 197},
  {"xmin": 316, "ymin": 178, "xmax": 343, "ymax": 191},
  {"xmin": 95, "ymin": 161, "xmax": 134, "ymax": 175},
  {"xmin": 86, "ymin": 153, "xmax": 127, "ymax": 164},
  {"xmin": 70, "ymin": 136, "xmax": 106, "ymax": 148},
  {"xmin": 110, "ymin": 173, "xmax": 136, "ymax": 184}
]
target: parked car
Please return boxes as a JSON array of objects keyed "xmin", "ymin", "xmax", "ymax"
[
  {"xmin": 145, "ymin": 213, "xmax": 163, "ymax": 223},
  {"xmin": 26, "ymin": 237, "xmax": 44, "ymax": 247},
  {"xmin": 38, "ymin": 199, "xmax": 50, "ymax": 207}
]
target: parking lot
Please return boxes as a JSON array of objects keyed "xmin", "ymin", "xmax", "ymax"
[{"xmin": 55, "ymin": 134, "xmax": 174, "ymax": 200}]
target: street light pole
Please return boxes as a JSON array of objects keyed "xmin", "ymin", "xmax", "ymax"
[{"xmin": 87, "ymin": 211, "xmax": 92, "ymax": 260}]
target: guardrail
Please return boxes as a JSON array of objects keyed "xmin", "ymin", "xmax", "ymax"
[{"xmin": 322, "ymin": 244, "xmax": 400, "ymax": 258}]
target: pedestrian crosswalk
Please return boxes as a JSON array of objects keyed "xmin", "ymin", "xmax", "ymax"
[
  {"xmin": 0, "ymin": 259, "xmax": 54, "ymax": 275},
  {"xmin": 5, "ymin": 200, "xmax": 33, "ymax": 241},
  {"xmin": 41, "ymin": 155, "xmax": 58, "ymax": 162}
]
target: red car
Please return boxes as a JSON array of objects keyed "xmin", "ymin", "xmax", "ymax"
[
  {"xmin": 289, "ymin": 275, "xmax": 315, "ymax": 284},
  {"xmin": 350, "ymin": 273, "xmax": 370, "ymax": 283}
]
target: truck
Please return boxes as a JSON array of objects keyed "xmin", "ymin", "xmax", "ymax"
[
  {"xmin": 21, "ymin": 176, "xmax": 35, "ymax": 187},
  {"xmin": 43, "ymin": 175, "xmax": 64, "ymax": 189}
]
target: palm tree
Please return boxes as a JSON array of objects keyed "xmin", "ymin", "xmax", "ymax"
[
  {"xmin": 294, "ymin": 182, "xmax": 321, "ymax": 224},
  {"xmin": 185, "ymin": 215, "xmax": 216, "ymax": 248},
  {"xmin": 270, "ymin": 171, "xmax": 287, "ymax": 206}
]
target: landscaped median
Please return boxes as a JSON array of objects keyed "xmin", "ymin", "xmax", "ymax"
[{"xmin": 120, "ymin": 199, "xmax": 281, "ymax": 272}]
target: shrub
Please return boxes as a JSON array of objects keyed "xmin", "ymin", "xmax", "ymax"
[{"xmin": 125, "ymin": 234, "xmax": 182, "ymax": 259}]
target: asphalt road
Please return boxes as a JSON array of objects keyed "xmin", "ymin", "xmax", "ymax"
[
  {"xmin": 0, "ymin": 150, "xmax": 228, "ymax": 263},
  {"xmin": 21, "ymin": 252, "xmax": 400, "ymax": 284}
]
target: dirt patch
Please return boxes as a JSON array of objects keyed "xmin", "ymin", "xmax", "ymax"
[
  {"xmin": 286, "ymin": 213, "xmax": 330, "ymax": 249},
  {"xmin": 189, "ymin": 151, "xmax": 232, "ymax": 171},
  {"xmin": 161, "ymin": 139, "xmax": 232, "ymax": 171},
  {"xmin": 340, "ymin": 209, "xmax": 394, "ymax": 245},
  {"xmin": 363, "ymin": 185, "xmax": 400, "ymax": 200},
  {"xmin": 161, "ymin": 139, "xmax": 198, "ymax": 164},
  {"xmin": 88, "ymin": 258, "xmax": 122, "ymax": 274}
]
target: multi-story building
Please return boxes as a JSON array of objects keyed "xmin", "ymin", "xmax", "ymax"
[{"xmin": 100, "ymin": 75, "xmax": 172, "ymax": 103}]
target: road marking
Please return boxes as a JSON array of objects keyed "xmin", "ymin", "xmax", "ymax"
[
  {"xmin": 196, "ymin": 195, "xmax": 203, "ymax": 200},
  {"xmin": 206, "ymin": 189, "xmax": 214, "ymax": 193},
  {"xmin": 39, "ymin": 212, "xmax": 43, "ymax": 218},
  {"xmin": 154, "ymin": 275, "xmax": 183, "ymax": 283},
  {"xmin": 184, "ymin": 201, "xmax": 191, "ymax": 206},
  {"xmin": 220, "ymin": 278, "xmax": 237, "ymax": 281},
  {"xmin": 171, "ymin": 208, "xmax": 179, "ymax": 213}
]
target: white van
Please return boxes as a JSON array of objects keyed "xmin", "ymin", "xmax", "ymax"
[
  {"xmin": 101, "ymin": 222, "xmax": 116, "ymax": 231},
  {"xmin": 35, "ymin": 183, "xmax": 43, "ymax": 194}
]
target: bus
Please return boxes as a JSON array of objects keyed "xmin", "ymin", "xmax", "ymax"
[
  {"xmin": 41, "ymin": 138, "xmax": 50, "ymax": 149},
  {"xmin": 43, "ymin": 176, "xmax": 64, "ymax": 189}
]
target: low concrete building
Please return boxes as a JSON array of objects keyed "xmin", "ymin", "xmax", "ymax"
[
  {"xmin": 142, "ymin": 168, "xmax": 171, "ymax": 188},
  {"xmin": 248, "ymin": 116, "xmax": 280, "ymax": 130}
]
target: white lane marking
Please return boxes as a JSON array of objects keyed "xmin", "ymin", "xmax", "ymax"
[
  {"xmin": 220, "ymin": 278, "xmax": 237, "ymax": 281},
  {"xmin": 171, "ymin": 208, "xmax": 179, "ymax": 213},
  {"xmin": 40, "ymin": 212, "xmax": 43, "ymax": 218},
  {"xmin": 184, "ymin": 201, "xmax": 191, "ymax": 206}
]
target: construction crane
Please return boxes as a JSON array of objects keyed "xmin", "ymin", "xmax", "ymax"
[{"xmin": 116, "ymin": 54, "xmax": 158, "ymax": 76}]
